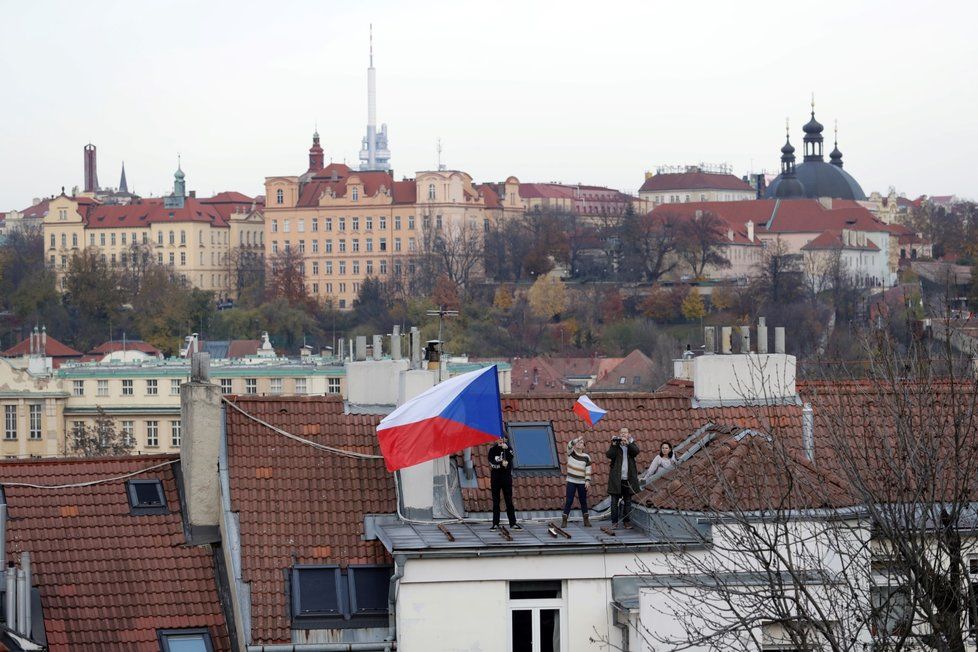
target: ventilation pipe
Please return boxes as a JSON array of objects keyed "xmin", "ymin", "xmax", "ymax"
[
  {"xmin": 0, "ymin": 499, "xmax": 7, "ymax": 572},
  {"xmin": 703, "ymin": 327, "xmax": 716, "ymax": 355},
  {"xmin": 5, "ymin": 563, "xmax": 14, "ymax": 628},
  {"xmin": 391, "ymin": 326, "xmax": 401, "ymax": 360},
  {"xmin": 802, "ymin": 403, "xmax": 814, "ymax": 462},
  {"xmin": 774, "ymin": 327, "xmax": 786, "ymax": 354},
  {"xmin": 757, "ymin": 317, "xmax": 768, "ymax": 354},
  {"xmin": 337, "ymin": 338, "xmax": 346, "ymax": 361},
  {"xmin": 40, "ymin": 327, "xmax": 46, "ymax": 356},
  {"xmin": 19, "ymin": 551, "xmax": 30, "ymax": 636},
  {"xmin": 15, "ymin": 566, "xmax": 26, "ymax": 634},
  {"xmin": 410, "ymin": 327, "xmax": 421, "ymax": 367}
]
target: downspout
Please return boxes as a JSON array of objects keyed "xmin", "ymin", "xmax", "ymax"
[{"xmin": 387, "ymin": 555, "xmax": 405, "ymax": 650}]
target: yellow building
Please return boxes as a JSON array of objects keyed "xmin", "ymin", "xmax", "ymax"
[
  {"xmin": 42, "ymin": 168, "xmax": 264, "ymax": 300},
  {"xmin": 264, "ymin": 134, "xmax": 522, "ymax": 308}
]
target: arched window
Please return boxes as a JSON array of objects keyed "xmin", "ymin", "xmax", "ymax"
[
  {"xmin": 428, "ymin": 184, "xmax": 436, "ymax": 200},
  {"xmin": 276, "ymin": 189, "xmax": 284, "ymax": 204},
  {"xmin": 352, "ymin": 187, "xmax": 359, "ymax": 201}
]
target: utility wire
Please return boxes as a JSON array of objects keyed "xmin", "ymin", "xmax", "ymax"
[{"xmin": 3, "ymin": 459, "xmax": 178, "ymax": 490}]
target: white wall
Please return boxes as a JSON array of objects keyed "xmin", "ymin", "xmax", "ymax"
[{"xmin": 398, "ymin": 580, "xmax": 509, "ymax": 652}]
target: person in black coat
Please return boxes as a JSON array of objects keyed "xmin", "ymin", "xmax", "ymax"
[
  {"xmin": 488, "ymin": 437, "xmax": 521, "ymax": 530},
  {"xmin": 606, "ymin": 427, "xmax": 640, "ymax": 529}
]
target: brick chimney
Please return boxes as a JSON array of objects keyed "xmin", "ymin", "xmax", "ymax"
[{"xmin": 180, "ymin": 353, "xmax": 221, "ymax": 542}]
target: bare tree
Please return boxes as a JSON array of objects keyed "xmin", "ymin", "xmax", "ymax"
[
  {"xmin": 67, "ymin": 407, "xmax": 136, "ymax": 457},
  {"xmin": 620, "ymin": 211, "xmax": 681, "ymax": 283},
  {"xmin": 610, "ymin": 312, "xmax": 978, "ymax": 652},
  {"xmin": 677, "ymin": 211, "xmax": 731, "ymax": 279}
]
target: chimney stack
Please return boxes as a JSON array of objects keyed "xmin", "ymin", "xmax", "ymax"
[
  {"xmin": 180, "ymin": 353, "xmax": 221, "ymax": 542},
  {"xmin": 721, "ymin": 327, "xmax": 732, "ymax": 354},
  {"xmin": 337, "ymin": 337, "xmax": 346, "ymax": 361},
  {"xmin": 410, "ymin": 327, "xmax": 422, "ymax": 366},
  {"xmin": 372, "ymin": 335, "xmax": 383, "ymax": 360},
  {"xmin": 703, "ymin": 326, "xmax": 716, "ymax": 354},
  {"xmin": 355, "ymin": 335, "xmax": 367, "ymax": 361},
  {"xmin": 757, "ymin": 317, "xmax": 768, "ymax": 354},
  {"xmin": 739, "ymin": 326, "xmax": 750, "ymax": 353},
  {"xmin": 802, "ymin": 402, "xmax": 815, "ymax": 462},
  {"xmin": 774, "ymin": 327, "xmax": 786, "ymax": 354},
  {"xmin": 391, "ymin": 325, "xmax": 402, "ymax": 360}
]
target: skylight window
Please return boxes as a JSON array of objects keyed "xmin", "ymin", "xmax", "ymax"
[
  {"xmin": 127, "ymin": 479, "xmax": 168, "ymax": 515},
  {"xmin": 292, "ymin": 565, "xmax": 392, "ymax": 628},
  {"xmin": 157, "ymin": 628, "xmax": 214, "ymax": 652},
  {"xmin": 506, "ymin": 422, "xmax": 559, "ymax": 471}
]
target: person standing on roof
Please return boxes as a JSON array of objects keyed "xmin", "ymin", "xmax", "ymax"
[
  {"xmin": 607, "ymin": 427, "xmax": 640, "ymax": 529},
  {"xmin": 488, "ymin": 436, "xmax": 521, "ymax": 530},
  {"xmin": 562, "ymin": 437, "xmax": 592, "ymax": 528},
  {"xmin": 640, "ymin": 441, "xmax": 676, "ymax": 486}
]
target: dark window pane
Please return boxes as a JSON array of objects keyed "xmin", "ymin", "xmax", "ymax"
[
  {"xmin": 510, "ymin": 580, "xmax": 561, "ymax": 600},
  {"xmin": 350, "ymin": 567, "xmax": 391, "ymax": 614},
  {"xmin": 512, "ymin": 609, "xmax": 532, "ymax": 652},
  {"xmin": 508, "ymin": 424, "xmax": 557, "ymax": 469},
  {"xmin": 541, "ymin": 609, "xmax": 560, "ymax": 652},
  {"xmin": 133, "ymin": 481, "xmax": 163, "ymax": 506},
  {"xmin": 296, "ymin": 568, "xmax": 341, "ymax": 616}
]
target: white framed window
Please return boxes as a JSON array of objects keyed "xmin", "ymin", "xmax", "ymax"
[
  {"xmin": 171, "ymin": 379, "xmax": 182, "ymax": 396},
  {"xmin": 4, "ymin": 406, "xmax": 16, "ymax": 440},
  {"xmin": 220, "ymin": 378, "xmax": 233, "ymax": 394},
  {"xmin": 122, "ymin": 379, "xmax": 134, "ymax": 396},
  {"xmin": 295, "ymin": 378, "xmax": 307, "ymax": 395},
  {"xmin": 146, "ymin": 379, "xmax": 158, "ymax": 396},
  {"xmin": 28, "ymin": 404, "xmax": 42, "ymax": 440},
  {"xmin": 171, "ymin": 420, "xmax": 182, "ymax": 447},
  {"xmin": 328, "ymin": 378, "xmax": 341, "ymax": 394},
  {"xmin": 121, "ymin": 420, "xmax": 135, "ymax": 447},
  {"xmin": 245, "ymin": 378, "xmax": 257, "ymax": 395},
  {"xmin": 147, "ymin": 421, "xmax": 159, "ymax": 447},
  {"xmin": 72, "ymin": 380, "xmax": 84, "ymax": 396},
  {"xmin": 276, "ymin": 189, "xmax": 284, "ymax": 204},
  {"xmin": 508, "ymin": 580, "xmax": 566, "ymax": 652},
  {"xmin": 270, "ymin": 378, "xmax": 283, "ymax": 394},
  {"xmin": 97, "ymin": 379, "xmax": 109, "ymax": 397}
]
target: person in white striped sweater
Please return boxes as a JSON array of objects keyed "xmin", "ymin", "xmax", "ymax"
[{"xmin": 561, "ymin": 437, "xmax": 593, "ymax": 528}]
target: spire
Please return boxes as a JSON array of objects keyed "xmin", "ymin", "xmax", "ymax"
[
  {"xmin": 829, "ymin": 119, "xmax": 844, "ymax": 168},
  {"xmin": 119, "ymin": 162, "xmax": 128, "ymax": 193},
  {"xmin": 308, "ymin": 128, "xmax": 325, "ymax": 172},
  {"xmin": 359, "ymin": 24, "xmax": 391, "ymax": 171},
  {"xmin": 174, "ymin": 156, "xmax": 186, "ymax": 196},
  {"xmin": 370, "ymin": 23, "xmax": 374, "ymax": 68},
  {"xmin": 775, "ymin": 118, "xmax": 806, "ymax": 199},
  {"xmin": 802, "ymin": 94, "xmax": 825, "ymax": 162}
]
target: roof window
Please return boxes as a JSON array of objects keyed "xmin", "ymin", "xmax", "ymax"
[
  {"xmin": 506, "ymin": 422, "xmax": 559, "ymax": 471},
  {"xmin": 291, "ymin": 565, "xmax": 391, "ymax": 629},
  {"xmin": 157, "ymin": 628, "xmax": 214, "ymax": 652},
  {"xmin": 127, "ymin": 479, "xmax": 168, "ymax": 515}
]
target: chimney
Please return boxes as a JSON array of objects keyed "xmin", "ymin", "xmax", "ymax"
[
  {"xmin": 739, "ymin": 326, "xmax": 750, "ymax": 353},
  {"xmin": 774, "ymin": 327, "xmax": 786, "ymax": 354},
  {"xmin": 802, "ymin": 403, "xmax": 815, "ymax": 462},
  {"xmin": 410, "ymin": 327, "xmax": 422, "ymax": 366},
  {"xmin": 391, "ymin": 325, "xmax": 402, "ymax": 360},
  {"xmin": 4, "ymin": 564, "xmax": 13, "ymax": 629},
  {"xmin": 355, "ymin": 335, "xmax": 367, "ymax": 361},
  {"xmin": 704, "ymin": 326, "xmax": 716, "ymax": 354},
  {"xmin": 40, "ymin": 327, "xmax": 46, "ymax": 356},
  {"xmin": 746, "ymin": 220, "xmax": 755, "ymax": 242},
  {"xmin": 180, "ymin": 353, "xmax": 222, "ymax": 541},
  {"xmin": 372, "ymin": 335, "xmax": 383, "ymax": 360},
  {"xmin": 721, "ymin": 327, "xmax": 732, "ymax": 354},
  {"xmin": 757, "ymin": 317, "xmax": 768, "ymax": 354},
  {"xmin": 337, "ymin": 337, "xmax": 346, "ymax": 361}
]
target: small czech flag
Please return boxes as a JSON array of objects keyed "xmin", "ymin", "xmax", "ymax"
[{"xmin": 573, "ymin": 395, "xmax": 607, "ymax": 427}]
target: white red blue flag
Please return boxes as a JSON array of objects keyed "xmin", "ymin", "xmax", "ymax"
[
  {"xmin": 377, "ymin": 365, "xmax": 504, "ymax": 471},
  {"xmin": 573, "ymin": 395, "xmax": 606, "ymax": 427}
]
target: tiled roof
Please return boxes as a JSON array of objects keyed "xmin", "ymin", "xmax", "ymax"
[
  {"xmin": 519, "ymin": 183, "xmax": 576, "ymax": 200},
  {"xmin": 510, "ymin": 357, "xmax": 568, "ymax": 393},
  {"xmin": 639, "ymin": 172, "xmax": 753, "ymax": 193},
  {"xmin": 800, "ymin": 230, "xmax": 880, "ymax": 252},
  {"xmin": 201, "ymin": 191, "xmax": 255, "ymax": 204},
  {"xmin": 224, "ymin": 396, "xmax": 393, "ymax": 644},
  {"xmin": 591, "ymin": 350, "xmax": 659, "ymax": 391},
  {"xmin": 0, "ymin": 454, "xmax": 230, "ymax": 651},
  {"xmin": 391, "ymin": 179, "xmax": 417, "ymax": 204},
  {"xmin": 1, "ymin": 335, "xmax": 83, "ymax": 362},
  {"xmin": 81, "ymin": 197, "xmax": 230, "ymax": 229},
  {"xmin": 297, "ymin": 167, "xmax": 405, "ymax": 208},
  {"xmin": 19, "ymin": 200, "xmax": 51, "ymax": 219},
  {"xmin": 651, "ymin": 199, "xmax": 884, "ymax": 235}
]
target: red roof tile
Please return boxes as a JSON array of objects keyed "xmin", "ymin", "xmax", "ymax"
[
  {"xmin": 224, "ymin": 397, "xmax": 393, "ymax": 644},
  {"xmin": 651, "ymin": 199, "xmax": 885, "ymax": 236},
  {"xmin": 88, "ymin": 339, "xmax": 163, "ymax": 357},
  {"xmin": 1, "ymin": 335, "xmax": 83, "ymax": 365},
  {"xmin": 639, "ymin": 172, "xmax": 753, "ymax": 193},
  {"xmin": 0, "ymin": 454, "xmax": 230, "ymax": 651},
  {"xmin": 800, "ymin": 229, "xmax": 880, "ymax": 252},
  {"xmin": 518, "ymin": 184, "xmax": 576, "ymax": 200},
  {"xmin": 80, "ymin": 197, "xmax": 230, "ymax": 229},
  {"xmin": 296, "ymin": 168, "xmax": 404, "ymax": 208}
]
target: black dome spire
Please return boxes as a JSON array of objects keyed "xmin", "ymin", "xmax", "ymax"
[
  {"xmin": 775, "ymin": 119, "xmax": 806, "ymax": 198},
  {"xmin": 802, "ymin": 94, "xmax": 825, "ymax": 162},
  {"xmin": 829, "ymin": 119, "xmax": 843, "ymax": 168}
]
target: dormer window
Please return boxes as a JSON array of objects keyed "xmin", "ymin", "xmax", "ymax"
[
  {"xmin": 352, "ymin": 187, "xmax": 359, "ymax": 201},
  {"xmin": 276, "ymin": 189, "xmax": 284, "ymax": 205},
  {"xmin": 126, "ymin": 479, "xmax": 168, "ymax": 515},
  {"xmin": 428, "ymin": 184, "xmax": 436, "ymax": 201}
]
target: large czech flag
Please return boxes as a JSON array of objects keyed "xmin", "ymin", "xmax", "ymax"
[
  {"xmin": 377, "ymin": 365, "xmax": 504, "ymax": 471},
  {"xmin": 573, "ymin": 394, "xmax": 606, "ymax": 427}
]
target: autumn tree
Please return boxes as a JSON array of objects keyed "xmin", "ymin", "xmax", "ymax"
[
  {"xmin": 527, "ymin": 273, "xmax": 567, "ymax": 320},
  {"xmin": 266, "ymin": 247, "xmax": 311, "ymax": 308},
  {"xmin": 63, "ymin": 249, "xmax": 127, "ymax": 351},
  {"xmin": 677, "ymin": 210, "xmax": 731, "ymax": 279},
  {"xmin": 680, "ymin": 286, "xmax": 706, "ymax": 321}
]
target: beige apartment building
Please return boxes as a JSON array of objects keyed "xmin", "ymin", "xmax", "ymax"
[
  {"xmin": 42, "ymin": 168, "xmax": 264, "ymax": 300},
  {"xmin": 264, "ymin": 135, "xmax": 523, "ymax": 308}
]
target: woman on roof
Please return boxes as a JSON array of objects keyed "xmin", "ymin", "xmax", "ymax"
[
  {"xmin": 561, "ymin": 437, "xmax": 592, "ymax": 528},
  {"xmin": 640, "ymin": 441, "xmax": 676, "ymax": 486}
]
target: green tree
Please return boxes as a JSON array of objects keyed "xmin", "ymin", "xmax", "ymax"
[{"xmin": 63, "ymin": 249, "xmax": 127, "ymax": 351}]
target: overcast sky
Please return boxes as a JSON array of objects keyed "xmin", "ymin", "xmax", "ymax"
[{"xmin": 2, "ymin": 0, "xmax": 976, "ymax": 211}]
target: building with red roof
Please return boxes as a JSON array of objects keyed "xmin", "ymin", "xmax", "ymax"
[
  {"xmin": 1, "ymin": 330, "xmax": 83, "ymax": 369},
  {"xmin": 41, "ymin": 164, "xmax": 263, "ymax": 300},
  {"xmin": 264, "ymin": 133, "xmax": 523, "ymax": 309},
  {"xmin": 639, "ymin": 164, "xmax": 757, "ymax": 206}
]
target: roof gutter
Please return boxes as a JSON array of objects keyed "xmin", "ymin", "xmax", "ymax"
[{"xmin": 246, "ymin": 643, "xmax": 395, "ymax": 652}]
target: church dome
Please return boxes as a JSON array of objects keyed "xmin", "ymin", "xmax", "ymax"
[
  {"xmin": 774, "ymin": 177, "xmax": 806, "ymax": 199},
  {"xmin": 766, "ymin": 161, "xmax": 865, "ymax": 200},
  {"xmin": 802, "ymin": 112, "xmax": 824, "ymax": 135}
]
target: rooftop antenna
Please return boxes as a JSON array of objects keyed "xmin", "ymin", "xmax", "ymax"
[
  {"xmin": 425, "ymin": 305, "xmax": 459, "ymax": 382},
  {"xmin": 370, "ymin": 23, "xmax": 374, "ymax": 68},
  {"xmin": 437, "ymin": 138, "xmax": 446, "ymax": 171}
]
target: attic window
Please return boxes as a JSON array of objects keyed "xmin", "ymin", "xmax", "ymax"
[
  {"xmin": 291, "ymin": 565, "xmax": 392, "ymax": 629},
  {"xmin": 157, "ymin": 629, "xmax": 214, "ymax": 652},
  {"xmin": 127, "ymin": 479, "xmax": 168, "ymax": 515},
  {"xmin": 506, "ymin": 422, "xmax": 559, "ymax": 471}
]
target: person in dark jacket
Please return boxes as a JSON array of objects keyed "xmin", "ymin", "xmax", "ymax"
[
  {"xmin": 488, "ymin": 437, "xmax": 521, "ymax": 530},
  {"xmin": 606, "ymin": 427, "xmax": 640, "ymax": 529}
]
